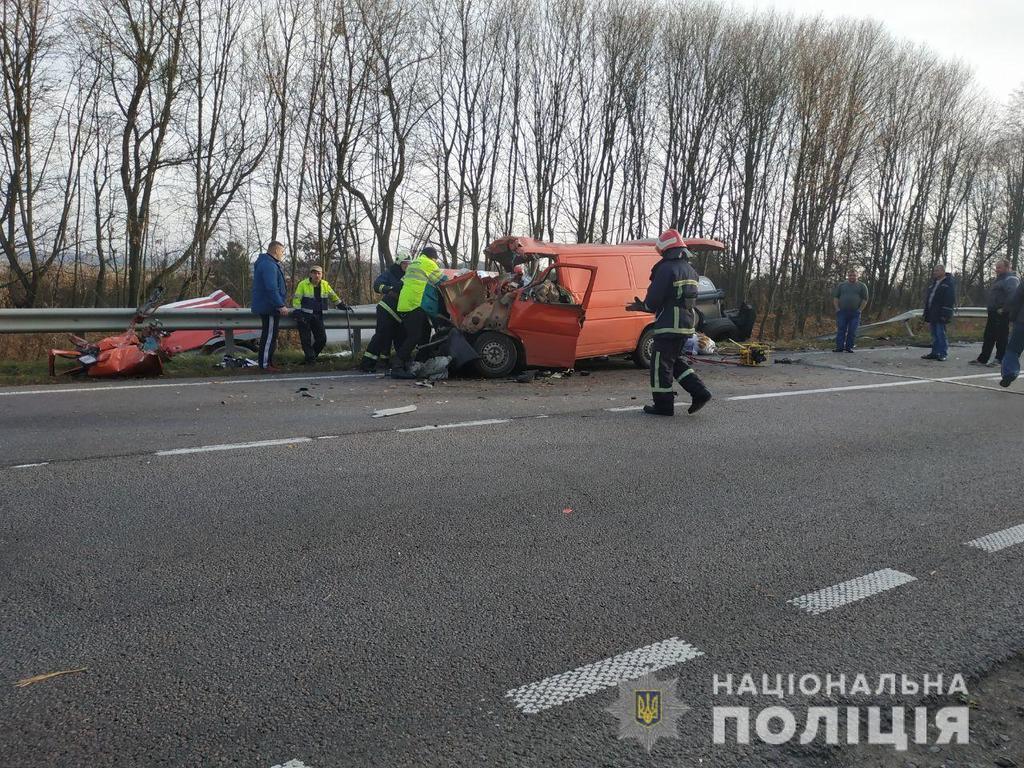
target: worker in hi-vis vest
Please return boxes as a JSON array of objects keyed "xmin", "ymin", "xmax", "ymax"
[
  {"xmin": 291, "ymin": 265, "xmax": 349, "ymax": 364},
  {"xmin": 392, "ymin": 246, "xmax": 445, "ymax": 379},
  {"xmin": 361, "ymin": 254, "xmax": 411, "ymax": 372},
  {"xmin": 626, "ymin": 228, "xmax": 712, "ymax": 416}
]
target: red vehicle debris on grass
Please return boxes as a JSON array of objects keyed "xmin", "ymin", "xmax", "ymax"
[{"xmin": 48, "ymin": 289, "xmax": 252, "ymax": 377}]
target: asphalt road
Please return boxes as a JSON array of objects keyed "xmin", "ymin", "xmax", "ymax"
[{"xmin": 1, "ymin": 344, "xmax": 1023, "ymax": 767}]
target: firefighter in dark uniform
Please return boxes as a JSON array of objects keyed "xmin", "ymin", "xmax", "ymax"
[
  {"xmin": 360, "ymin": 255, "xmax": 410, "ymax": 372},
  {"xmin": 626, "ymin": 228, "xmax": 712, "ymax": 416}
]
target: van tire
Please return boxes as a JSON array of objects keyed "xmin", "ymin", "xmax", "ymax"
[
  {"xmin": 473, "ymin": 332, "xmax": 519, "ymax": 378},
  {"xmin": 632, "ymin": 327, "xmax": 655, "ymax": 368}
]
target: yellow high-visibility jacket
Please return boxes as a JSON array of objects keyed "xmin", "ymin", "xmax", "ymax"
[
  {"xmin": 397, "ymin": 255, "xmax": 443, "ymax": 313},
  {"xmin": 292, "ymin": 278, "xmax": 341, "ymax": 313}
]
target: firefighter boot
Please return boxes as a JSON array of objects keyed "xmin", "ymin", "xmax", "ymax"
[
  {"xmin": 679, "ymin": 374, "xmax": 712, "ymax": 415},
  {"xmin": 643, "ymin": 393, "xmax": 674, "ymax": 416}
]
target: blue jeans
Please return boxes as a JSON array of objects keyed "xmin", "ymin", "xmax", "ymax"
[
  {"xmin": 1002, "ymin": 322, "xmax": 1024, "ymax": 381},
  {"xmin": 929, "ymin": 322, "xmax": 948, "ymax": 358},
  {"xmin": 836, "ymin": 309, "xmax": 861, "ymax": 350}
]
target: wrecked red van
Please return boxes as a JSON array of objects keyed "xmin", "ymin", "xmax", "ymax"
[{"xmin": 439, "ymin": 236, "xmax": 754, "ymax": 378}]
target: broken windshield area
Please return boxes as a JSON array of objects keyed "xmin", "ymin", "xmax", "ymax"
[{"xmin": 522, "ymin": 266, "xmax": 576, "ymax": 305}]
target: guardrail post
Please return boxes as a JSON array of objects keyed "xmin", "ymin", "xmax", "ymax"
[
  {"xmin": 223, "ymin": 329, "xmax": 237, "ymax": 355},
  {"xmin": 352, "ymin": 328, "xmax": 362, "ymax": 357}
]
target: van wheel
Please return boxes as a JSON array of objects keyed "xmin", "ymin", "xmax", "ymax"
[
  {"xmin": 632, "ymin": 327, "xmax": 655, "ymax": 368},
  {"xmin": 473, "ymin": 332, "xmax": 519, "ymax": 378}
]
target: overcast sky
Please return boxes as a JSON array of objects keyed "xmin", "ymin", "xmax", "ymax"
[{"xmin": 730, "ymin": 0, "xmax": 1023, "ymax": 102}]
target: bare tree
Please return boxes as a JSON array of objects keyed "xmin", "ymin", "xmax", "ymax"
[{"xmin": 0, "ymin": 0, "xmax": 95, "ymax": 306}]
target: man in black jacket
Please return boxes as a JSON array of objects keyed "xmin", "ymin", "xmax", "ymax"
[
  {"xmin": 971, "ymin": 259, "xmax": 1019, "ymax": 367},
  {"xmin": 922, "ymin": 265, "xmax": 956, "ymax": 361},
  {"xmin": 1000, "ymin": 281, "xmax": 1024, "ymax": 388},
  {"xmin": 626, "ymin": 228, "xmax": 712, "ymax": 416},
  {"xmin": 360, "ymin": 256, "xmax": 410, "ymax": 372}
]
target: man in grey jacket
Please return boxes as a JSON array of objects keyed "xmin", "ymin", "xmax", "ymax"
[
  {"xmin": 971, "ymin": 259, "xmax": 1019, "ymax": 367},
  {"xmin": 832, "ymin": 269, "xmax": 869, "ymax": 353}
]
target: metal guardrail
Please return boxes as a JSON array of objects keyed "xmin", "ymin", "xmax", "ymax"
[
  {"xmin": 814, "ymin": 307, "xmax": 989, "ymax": 339},
  {"xmin": 0, "ymin": 305, "xmax": 377, "ymax": 333},
  {"xmin": 0, "ymin": 304, "xmax": 379, "ymax": 354}
]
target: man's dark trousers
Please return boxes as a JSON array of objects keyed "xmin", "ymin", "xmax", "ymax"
[
  {"xmin": 258, "ymin": 313, "xmax": 280, "ymax": 369},
  {"xmin": 364, "ymin": 305, "xmax": 405, "ymax": 369},
  {"xmin": 396, "ymin": 308, "xmax": 430, "ymax": 368},
  {"xmin": 978, "ymin": 309, "xmax": 1010, "ymax": 363},
  {"xmin": 835, "ymin": 308, "xmax": 861, "ymax": 351},
  {"xmin": 296, "ymin": 312, "xmax": 327, "ymax": 362},
  {"xmin": 650, "ymin": 335, "xmax": 711, "ymax": 411}
]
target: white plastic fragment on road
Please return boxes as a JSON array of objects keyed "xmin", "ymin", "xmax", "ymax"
[
  {"xmin": 155, "ymin": 437, "xmax": 313, "ymax": 456},
  {"xmin": 506, "ymin": 637, "xmax": 704, "ymax": 714},
  {"xmin": 397, "ymin": 418, "xmax": 509, "ymax": 433},
  {"xmin": 965, "ymin": 523, "xmax": 1024, "ymax": 553},
  {"xmin": 787, "ymin": 568, "xmax": 917, "ymax": 615},
  {"xmin": 371, "ymin": 405, "xmax": 417, "ymax": 418}
]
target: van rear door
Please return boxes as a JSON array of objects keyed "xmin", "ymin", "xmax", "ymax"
[{"xmin": 507, "ymin": 264, "xmax": 597, "ymax": 368}]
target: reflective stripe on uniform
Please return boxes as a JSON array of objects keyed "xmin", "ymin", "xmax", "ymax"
[
  {"xmin": 649, "ymin": 350, "xmax": 675, "ymax": 392},
  {"xmin": 673, "ymin": 279, "xmax": 699, "ymax": 286},
  {"xmin": 676, "ymin": 368, "xmax": 694, "ymax": 381},
  {"xmin": 652, "ymin": 327, "xmax": 696, "ymax": 335},
  {"xmin": 378, "ymin": 300, "xmax": 401, "ymax": 323},
  {"xmin": 362, "ymin": 351, "xmax": 378, "ymax": 361}
]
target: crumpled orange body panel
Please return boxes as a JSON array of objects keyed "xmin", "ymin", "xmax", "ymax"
[{"xmin": 88, "ymin": 333, "xmax": 163, "ymax": 377}]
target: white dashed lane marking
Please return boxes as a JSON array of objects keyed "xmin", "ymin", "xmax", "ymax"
[
  {"xmin": 397, "ymin": 418, "xmax": 510, "ymax": 433},
  {"xmin": 270, "ymin": 761, "xmax": 313, "ymax": 768},
  {"xmin": 155, "ymin": 437, "xmax": 313, "ymax": 456},
  {"xmin": 726, "ymin": 373, "xmax": 999, "ymax": 401},
  {"xmin": 965, "ymin": 523, "xmax": 1024, "ymax": 553},
  {"xmin": 0, "ymin": 372, "xmax": 376, "ymax": 397},
  {"xmin": 11, "ymin": 462, "xmax": 49, "ymax": 469},
  {"xmin": 506, "ymin": 637, "xmax": 704, "ymax": 715},
  {"xmin": 787, "ymin": 569, "xmax": 917, "ymax": 615}
]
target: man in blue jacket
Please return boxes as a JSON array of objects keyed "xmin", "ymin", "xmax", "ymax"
[
  {"xmin": 1000, "ymin": 282, "xmax": 1024, "ymax": 388},
  {"xmin": 251, "ymin": 240, "xmax": 289, "ymax": 370},
  {"xmin": 922, "ymin": 264, "xmax": 956, "ymax": 362},
  {"xmin": 625, "ymin": 228, "xmax": 712, "ymax": 416}
]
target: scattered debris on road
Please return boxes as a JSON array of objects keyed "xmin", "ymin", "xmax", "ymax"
[
  {"xmin": 372, "ymin": 405, "xmax": 417, "ymax": 418},
  {"xmin": 217, "ymin": 354, "xmax": 257, "ymax": 368},
  {"xmin": 14, "ymin": 667, "xmax": 88, "ymax": 688}
]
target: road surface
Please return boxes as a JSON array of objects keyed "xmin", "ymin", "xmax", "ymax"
[{"xmin": 1, "ymin": 345, "xmax": 1022, "ymax": 767}]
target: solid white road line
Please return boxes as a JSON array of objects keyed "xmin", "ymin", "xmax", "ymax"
[
  {"xmin": 605, "ymin": 405, "xmax": 644, "ymax": 412},
  {"xmin": 0, "ymin": 373, "xmax": 375, "ymax": 398},
  {"xmin": 506, "ymin": 637, "xmax": 704, "ymax": 715},
  {"xmin": 965, "ymin": 523, "xmax": 1024, "ymax": 553},
  {"xmin": 10, "ymin": 462, "xmax": 49, "ymax": 469},
  {"xmin": 727, "ymin": 373, "xmax": 999, "ymax": 401},
  {"xmin": 788, "ymin": 569, "xmax": 917, "ymax": 615},
  {"xmin": 155, "ymin": 437, "xmax": 313, "ymax": 456},
  {"xmin": 398, "ymin": 418, "xmax": 509, "ymax": 433}
]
